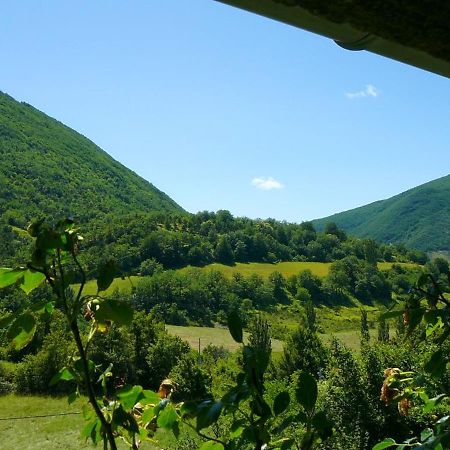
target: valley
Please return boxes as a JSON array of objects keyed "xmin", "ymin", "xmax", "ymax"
[{"xmin": 0, "ymin": 90, "xmax": 449, "ymax": 450}]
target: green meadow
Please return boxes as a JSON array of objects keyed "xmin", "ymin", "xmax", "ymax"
[
  {"xmin": 0, "ymin": 395, "xmax": 172, "ymax": 450},
  {"xmin": 76, "ymin": 261, "xmax": 415, "ymax": 296},
  {"xmin": 166, "ymin": 324, "xmax": 284, "ymax": 353},
  {"xmin": 180, "ymin": 261, "xmax": 332, "ymax": 279}
]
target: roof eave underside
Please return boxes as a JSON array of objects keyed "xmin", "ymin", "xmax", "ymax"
[{"xmin": 217, "ymin": 0, "xmax": 450, "ymax": 79}]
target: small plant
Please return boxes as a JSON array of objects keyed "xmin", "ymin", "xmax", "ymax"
[
  {"xmin": 177, "ymin": 311, "xmax": 333, "ymax": 450},
  {"xmin": 374, "ymin": 269, "xmax": 450, "ymax": 449},
  {"xmin": 0, "ymin": 219, "xmax": 172, "ymax": 449}
]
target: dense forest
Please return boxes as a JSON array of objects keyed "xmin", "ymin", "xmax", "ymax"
[
  {"xmin": 314, "ymin": 174, "xmax": 450, "ymax": 253},
  {"xmin": 1, "ymin": 208, "xmax": 429, "ymax": 278},
  {"xmin": 0, "ymin": 90, "xmax": 182, "ymax": 264}
]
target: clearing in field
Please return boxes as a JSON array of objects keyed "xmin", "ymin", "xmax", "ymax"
[
  {"xmin": 166, "ymin": 324, "xmax": 284, "ymax": 352},
  {"xmin": 76, "ymin": 261, "xmax": 416, "ymax": 296}
]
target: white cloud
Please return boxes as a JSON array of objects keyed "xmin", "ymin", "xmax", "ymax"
[
  {"xmin": 251, "ymin": 176, "xmax": 284, "ymax": 190},
  {"xmin": 345, "ymin": 84, "xmax": 379, "ymax": 99}
]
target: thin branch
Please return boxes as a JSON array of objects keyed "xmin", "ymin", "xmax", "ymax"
[{"xmin": 183, "ymin": 419, "xmax": 227, "ymax": 447}]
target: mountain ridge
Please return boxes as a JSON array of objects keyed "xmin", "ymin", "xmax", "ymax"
[
  {"xmin": 313, "ymin": 174, "xmax": 450, "ymax": 252},
  {"xmin": 0, "ymin": 90, "xmax": 183, "ymax": 227}
]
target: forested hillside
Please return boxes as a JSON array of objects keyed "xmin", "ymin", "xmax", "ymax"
[
  {"xmin": 74, "ymin": 210, "xmax": 428, "ymax": 279},
  {"xmin": 0, "ymin": 91, "xmax": 182, "ymax": 225},
  {"xmin": 314, "ymin": 174, "xmax": 450, "ymax": 252},
  {"xmin": 0, "ymin": 90, "xmax": 432, "ymax": 273}
]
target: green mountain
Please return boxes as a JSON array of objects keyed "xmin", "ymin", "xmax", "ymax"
[
  {"xmin": 0, "ymin": 91, "xmax": 182, "ymax": 228},
  {"xmin": 313, "ymin": 175, "xmax": 450, "ymax": 252}
]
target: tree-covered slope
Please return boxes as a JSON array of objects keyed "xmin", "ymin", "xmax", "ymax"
[
  {"xmin": 0, "ymin": 91, "xmax": 182, "ymax": 227},
  {"xmin": 313, "ymin": 175, "xmax": 450, "ymax": 252}
]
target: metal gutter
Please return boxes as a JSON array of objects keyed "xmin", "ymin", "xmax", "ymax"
[{"xmin": 216, "ymin": 0, "xmax": 450, "ymax": 79}]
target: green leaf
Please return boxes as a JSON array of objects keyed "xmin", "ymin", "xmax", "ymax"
[
  {"xmin": 73, "ymin": 358, "xmax": 95, "ymax": 378},
  {"xmin": 35, "ymin": 229, "xmax": 65, "ymax": 251},
  {"xmin": 95, "ymin": 298, "xmax": 133, "ymax": 327},
  {"xmin": 251, "ymin": 398, "xmax": 272, "ymax": 420},
  {"xmin": 7, "ymin": 313, "xmax": 36, "ymax": 350},
  {"xmin": 0, "ymin": 314, "xmax": 14, "ymax": 329},
  {"xmin": 417, "ymin": 273, "xmax": 430, "ymax": 288},
  {"xmin": 295, "ymin": 371, "xmax": 317, "ymax": 413},
  {"xmin": 0, "ymin": 268, "xmax": 25, "ymax": 289},
  {"xmin": 230, "ymin": 420, "xmax": 245, "ymax": 439},
  {"xmin": 273, "ymin": 414, "xmax": 297, "ymax": 434},
  {"xmin": 67, "ymin": 391, "xmax": 78, "ymax": 404},
  {"xmin": 199, "ymin": 441, "xmax": 224, "ymax": 450},
  {"xmin": 295, "ymin": 411, "xmax": 308, "ymax": 424},
  {"xmin": 423, "ymin": 394, "xmax": 446, "ymax": 413},
  {"xmin": 271, "ymin": 438, "xmax": 295, "ymax": 450},
  {"xmin": 157, "ymin": 404, "xmax": 178, "ymax": 429},
  {"xmin": 227, "ymin": 311, "xmax": 243, "ymax": 343},
  {"xmin": 273, "ymin": 391, "xmax": 290, "ymax": 415},
  {"xmin": 140, "ymin": 390, "xmax": 160, "ymax": 406},
  {"xmin": 172, "ymin": 421, "xmax": 180, "ymax": 439},
  {"xmin": 97, "ymin": 260, "xmax": 117, "ymax": 292},
  {"xmin": 408, "ymin": 307, "xmax": 425, "ymax": 333},
  {"xmin": 180, "ymin": 400, "xmax": 200, "ymax": 418},
  {"xmin": 112, "ymin": 406, "xmax": 139, "ymax": 433},
  {"xmin": 312, "ymin": 411, "xmax": 333, "ymax": 439},
  {"xmin": 154, "ymin": 398, "xmax": 169, "ymax": 416},
  {"xmin": 141, "ymin": 407, "xmax": 155, "ymax": 424},
  {"xmin": 420, "ymin": 428, "xmax": 433, "ymax": 442},
  {"xmin": 280, "ymin": 439, "xmax": 295, "ymax": 450},
  {"xmin": 425, "ymin": 350, "xmax": 447, "ymax": 378},
  {"xmin": 80, "ymin": 419, "xmax": 98, "ymax": 442},
  {"xmin": 20, "ymin": 269, "xmax": 46, "ymax": 295},
  {"xmin": 379, "ymin": 310, "xmax": 403, "ymax": 320},
  {"xmin": 27, "ymin": 219, "xmax": 45, "ymax": 238},
  {"xmin": 117, "ymin": 385, "xmax": 144, "ymax": 410},
  {"xmin": 49, "ymin": 367, "xmax": 75, "ymax": 386},
  {"xmin": 372, "ymin": 438, "xmax": 396, "ymax": 450},
  {"xmin": 29, "ymin": 300, "xmax": 52, "ymax": 314},
  {"xmin": 197, "ymin": 401, "xmax": 223, "ymax": 430},
  {"xmin": 55, "ymin": 218, "xmax": 74, "ymax": 233}
]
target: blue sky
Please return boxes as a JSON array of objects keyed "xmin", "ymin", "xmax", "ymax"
[{"xmin": 1, "ymin": 0, "xmax": 449, "ymax": 221}]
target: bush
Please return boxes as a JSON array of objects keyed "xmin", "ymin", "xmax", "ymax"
[
  {"xmin": 14, "ymin": 329, "xmax": 75, "ymax": 394},
  {"xmin": 169, "ymin": 352, "xmax": 211, "ymax": 402},
  {"xmin": 139, "ymin": 258, "xmax": 163, "ymax": 276},
  {"xmin": 89, "ymin": 325, "xmax": 135, "ymax": 385},
  {"xmin": 0, "ymin": 360, "xmax": 16, "ymax": 394},
  {"xmin": 144, "ymin": 332, "xmax": 190, "ymax": 390},
  {"xmin": 277, "ymin": 326, "xmax": 328, "ymax": 379}
]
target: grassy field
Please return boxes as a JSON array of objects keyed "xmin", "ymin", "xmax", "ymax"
[
  {"xmin": 180, "ymin": 261, "xmax": 332, "ymax": 279},
  {"xmin": 166, "ymin": 324, "xmax": 284, "ymax": 352},
  {"xmin": 0, "ymin": 395, "xmax": 92, "ymax": 450},
  {"xmin": 76, "ymin": 261, "xmax": 415, "ymax": 296},
  {"xmin": 166, "ymin": 323, "xmax": 373, "ymax": 353},
  {"xmin": 0, "ymin": 395, "xmax": 171, "ymax": 449},
  {"xmin": 76, "ymin": 276, "xmax": 140, "ymax": 296},
  {"xmin": 164, "ymin": 325, "xmax": 369, "ymax": 358}
]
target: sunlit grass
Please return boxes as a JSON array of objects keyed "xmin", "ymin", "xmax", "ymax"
[
  {"xmin": 0, "ymin": 395, "xmax": 166, "ymax": 450},
  {"xmin": 166, "ymin": 324, "xmax": 284, "ymax": 352},
  {"xmin": 180, "ymin": 261, "xmax": 332, "ymax": 279},
  {"xmin": 76, "ymin": 261, "xmax": 415, "ymax": 297}
]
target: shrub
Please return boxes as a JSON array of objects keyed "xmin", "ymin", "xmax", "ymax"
[
  {"xmin": 0, "ymin": 360, "xmax": 16, "ymax": 394},
  {"xmin": 144, "ymin": 332, "xmax": 190, "ymax": 390},
  {"xmin": 169, "ymin": 352, "xmax": 211, "ymax": 402},
  {"xmin": 14, "ymin": 329, "xmax": 75, "ymax": 394},
  {"xmin": 277, "ymin": 326, "xmax": 328, "ymax": 379}
]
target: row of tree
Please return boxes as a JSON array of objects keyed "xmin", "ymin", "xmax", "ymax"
[{"xmin": 4, "ymin": 211, "xmax": 422, "ymax": 275}]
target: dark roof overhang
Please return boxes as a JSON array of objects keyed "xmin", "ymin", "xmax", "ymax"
[{"xmin": 216, "ymin": 0, "xmax": 450, "ymax": 78}]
